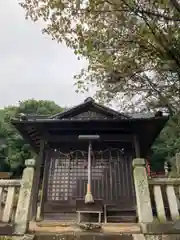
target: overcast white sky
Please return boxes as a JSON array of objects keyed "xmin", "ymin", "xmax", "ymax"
[{"xmin": 0, "ymin": 1, "xmax": 89, "ymax": 108}]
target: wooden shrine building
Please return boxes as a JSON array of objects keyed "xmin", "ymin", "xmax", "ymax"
[{"xmin": 11, "ymin": 97, "xmax": 169, "ymax": 223}]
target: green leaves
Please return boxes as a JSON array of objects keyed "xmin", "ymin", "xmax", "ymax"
[
  {"xmin": 0, "ymin": 99, "xmax": 64, "ymax": 175},
  {"xmin": 20, "ymin": 0, "xmax": 180, "ymax": 113},
  {"xmin": 151, "ymin": 114, "xmax": 180, "ymax": 171}
]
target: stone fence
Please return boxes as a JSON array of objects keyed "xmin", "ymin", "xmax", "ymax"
[
  {"xmin": 133, "ymin": 158, "xmax": 180, "ymax": 234},
  {"xmin": 1, "ymin": 156, "xmax": 180, "ymax": 238},
  {"xmin": 149, "ymin": 178, "xmax": 180, "ymax": 222},
  {"xmin": 0, "ymin": 179, "xmax": 21, "ymax": 223},
  {"xmin": 0, "ymin": 159, "xmax": 35, "ymax": 236}
]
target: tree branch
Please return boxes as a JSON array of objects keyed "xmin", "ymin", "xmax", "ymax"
[{"xmin": 170, "ymin": 0, "xmax": 180, "ymax": 14}]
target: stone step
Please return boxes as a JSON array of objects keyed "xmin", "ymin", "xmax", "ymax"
[
  {"xmin": 34, "ymin": 234, "xmax": 134, "ymax": 240},
  {"xmin": 29, "ymin": 221, "xmax": 141, "ymax": 234},
  {"xmin": 107, "ymin": 215, "xmax": 137, "ymax": 223}
]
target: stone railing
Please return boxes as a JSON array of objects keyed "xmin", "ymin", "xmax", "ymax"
[
  {"xmin": 133, "ymin": 158, "xmax": 153, "ymax": 223},
  {"xmin": 133, "ymin": 158, "xmax": 180, "ymax": 223},
  {"xmin": 0, "ymin": 179, "xmax": 21, "ymax": 222},
  {"xmin": 149, "ymin": 178, "xmax": 180, "ymax": 222},
  {"xmin": 0, "ymin": 159, "xmax": 35, "ymax": 236},
  {"xmin": 133, "ymin": 158, "xmax": 180, "ymax": 234}
]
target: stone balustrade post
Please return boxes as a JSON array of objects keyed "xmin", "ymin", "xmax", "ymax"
[
  {"xmin": 14, "ymin": 159, "xmax": 35, "ymax": 235},
  {"xmin": 133, "ymin": 158, "xmax": 153, "ymax": 223}
]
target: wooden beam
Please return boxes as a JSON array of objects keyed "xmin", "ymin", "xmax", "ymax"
[
  {"xmin": 42, "ymin": 134, "xmax": 134, "ymax": 143},
  {"xmin": 33, "ymin": 121, "xmax": 133, "ymax": 132},
  {"xmin": 46, "ymin": 127, "xmax": 131, "ymax": 131}
]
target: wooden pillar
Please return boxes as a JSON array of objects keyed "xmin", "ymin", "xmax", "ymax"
[
  {"xmin": 14, "ymin": 159, "xmax": 35, "ymax": 235},
  {"xmin": 134, "ymin": 135, "xmax": 140, "ymax": 157},
  {"xmin": 36, "ymin": 149, "xmax": 50, "ymax": 221},
  {"xmin": 31, "ymin": 140, "xmax": 45, "ymax": 220},
  {"xmin": 132, "ymin": 158, "xmax": 153, "ymax": 223}
]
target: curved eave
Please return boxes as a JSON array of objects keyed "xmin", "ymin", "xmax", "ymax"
[
  {"xmin": 11, "ymin": 116, "xmax": 169, "ymax": 155},
  {"xmin": 11, "ymin": 120, "xmax": 41, "ymax": 153}
]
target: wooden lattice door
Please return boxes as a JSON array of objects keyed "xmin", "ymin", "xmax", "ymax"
[{"xmin": 45, "ymin": 148, "xmax": 135, "ymax": 212}]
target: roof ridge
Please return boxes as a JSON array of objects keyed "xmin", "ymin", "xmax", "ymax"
[{"xmin": 50, "ymin": 97, "xmax": 127, "ymax": 119}]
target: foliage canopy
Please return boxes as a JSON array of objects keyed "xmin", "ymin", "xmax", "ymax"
[
  {"xmin": 20, "ymin": 0, "xmax": 180, "ymax": 113},
  {"xmin": 0, "ymin": 99, "xmax": 63, "ymax": 175}
]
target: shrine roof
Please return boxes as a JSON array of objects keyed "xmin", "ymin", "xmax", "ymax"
[{"xmin": 11, "ymin": 97, "xmax": 169, "ymax": 155}]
